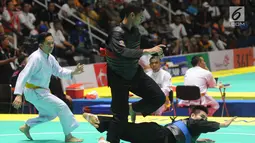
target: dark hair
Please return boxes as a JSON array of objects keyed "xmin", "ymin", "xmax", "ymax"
[
  {"xmin": 0, "ymin": 35, "xmax": 8, "ymax": 43},
  {"xmin": 191, "ymin": 56, "xmax": 200, "ymax": 67},
  {"xmin": 6, "ymin": 0, "xmax": 12, "ymax": 7},
  {"xmin": 190, "ymin": 105, "xmax": 208, "ymax": 115},
  {"xmin": 149, "ymin": 56, "xmax": 160, "ymax": 62},
  {"xmin": 38, "ymin": 32, "xmax": 52, "ymax": 44},
  {"xmin": 121, "ymin": 1, "xmax": 144, "ymax": 19}
]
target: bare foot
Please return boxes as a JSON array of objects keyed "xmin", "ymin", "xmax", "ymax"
[
  {"xmin": 65, "ymin": 136, "xmax": 83, "ymax": 142},
  {"xmin": 98, "ymin": 136, "xmax": 110, "ymax": 143},
  {"xmin": 129, "ymin": 103, "xmax": 136, "ymax": 123},
  {"xmin": 82, "ymin": 113, "xmax": 100, "ymax": 128},
  {"xmin": 19, "ymin": 124, "xmax": 33, "ymax": 140}
]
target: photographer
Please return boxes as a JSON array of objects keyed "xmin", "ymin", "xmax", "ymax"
[{"xmin": 0, "ymin": 35, "xmax": 18, "ymax": 84}]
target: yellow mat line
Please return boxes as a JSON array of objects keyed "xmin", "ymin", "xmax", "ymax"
[
  {"xmin": 172, "ymin": 66, "xmax": 255, "ymax": 83},
  {"xmin": 1, "ymin": 114, "xmax": 255, "ymax": 126}
]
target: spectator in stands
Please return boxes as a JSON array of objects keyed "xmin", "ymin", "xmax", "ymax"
[
  {"xmin": 161, "ymin": 37, "xmax": 174, "ymax": 56},
  {"xmin": 157, "ymin": 18, "xmax": 173, "ymax": 39},
  {"xmin": 48, "ymin": 20, "xmax": 76, "ymax": 66},
  {"xmin": 178, "ymin": 56, "xmax": 219, "ymax": 116},
  {"xmin": 58, "ymin": 0, "xmax": 76, "ymax": 21},
  {"xmin": 236, "ymin": 25, "xmax": 255, "ymax": 48},
  {"xmin": 18, "ymin": 3, "xmax": 36, "ymax": 36},
  {"xmin": 222, "ymin": 11, "xmax": 235, "ymax": 36},
  {"xmin": 208, "ymin": 0, "xmax": 221, "ymax": 21},
  {"xmin": 182, "ymin": 12, "xmax": 196, "ymax": 37},
  {"xmin": 189, "ymin": 36, "xmax": 202, "ymax": 53},
  {"xmin": 2, "ymin": 0, "xmax": 21, "ymax": 34},
  {"xmin": 147, "ymin": 56, "xmax": 172, "ymax": 115},
  {"xmin": 58, "ymin": 0, "xmax": 76, "ymax": 32},
  {"xmin": 0, "ymin": 35, "xmax": 16, "ymax": 84},
  {"xmin": 170, "ymin": 14, "xmax": 187, "ymax": 39},
  {"xmin": 195, "ymin": 2, "xmax": 212, "ymax": 35},
  {"xmin": 105, "ymin": 0, "xmax": 121, "ymax": 28},
  {"xmin": 209, "ymin": 32, "xmax": 226, "ymax": 51},
  {"xmin": 181, "ymin": 37, "xmax": 192, "ymax": 54},
  {"xmin": 38, "ymin": 2, "xmax": 58, "ymax": 29},
  {"xmin": 79, "ymin": 2, "xmax": 100, "ymax": 27},
  {"xmin": 199, "ymin": 34, "xmax": 212, "ymax": 52},
  {"xmin": 186, "ymin": 0, "xmax": 199, "ymax": 16},
  {"xmin": 0, "ymin": 23, "xmax": 4, "ymax": 36},
  {"xmin": 70, "ymin": 21, "xmax": 98, "ymax": 63}
]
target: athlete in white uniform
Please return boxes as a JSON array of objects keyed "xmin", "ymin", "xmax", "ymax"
[
  {"xmin": 147, "ymin": 56, "xmax": 172, "ymax": 115},
  {"xmin": 178, "ymin": 56, "xmax": 219, "ymax": 116},
  {"xmin": 12, "ymin": 32, "xmax": 84, "ymax": 142}
]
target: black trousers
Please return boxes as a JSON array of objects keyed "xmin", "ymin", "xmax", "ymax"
[
  {"xmin": 107, "ymin": 66, "xmax": 166, "ymax": 143},
  {"xmin": 97, "ymin": 116, "xmax": 176, "ymax": 143}
]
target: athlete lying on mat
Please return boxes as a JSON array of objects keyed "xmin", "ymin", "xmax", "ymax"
[{"xmin": 83, "ymin": 105, "xmax": 237, "ymax": 143}]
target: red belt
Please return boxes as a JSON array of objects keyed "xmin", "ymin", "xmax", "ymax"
[{"xmin": 100, "ymin": 47, "xmax": 116, "ymax": 58}]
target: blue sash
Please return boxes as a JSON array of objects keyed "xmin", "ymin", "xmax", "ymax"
[{"xmin": 173, "ymin": 121, "xmax": 192, "ymax": 143}]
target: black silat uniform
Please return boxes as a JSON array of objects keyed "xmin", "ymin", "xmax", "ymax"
[
  {"xmin": 96, "ymin": 116, "xmax": 220, "ymax": 143},
  {"xmin": 105, "ymin": 23, "xmax": 166, "ymax": 143}
]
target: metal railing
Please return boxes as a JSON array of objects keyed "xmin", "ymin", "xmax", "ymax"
[
  {"xmin": 33, "ymin": 0, "xmax": 108, "ymax": 43},
  {"xmin": 154, "ymin": 0, "xmax": 176, "ymax": 22}
]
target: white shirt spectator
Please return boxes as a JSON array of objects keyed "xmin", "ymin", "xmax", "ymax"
[
  {"xmin": 58, "ymin": 4, "xmax": 76, "ymax": 20},
  {"xmin": 209, "ymin": 40, "xmax": 226, "ymax": 51},
  {"xmin": 19, "ymin": 11, "xmax": 36, "ymax": 30},
  {"xmin": 2, "ymin": 8, "xmax": 12, "ymax": 22},
  {"xmin": 223, "ymin": 18, "xmax": 235, "ymax": 35},
  {"xmin": 48, "ymin": 28, "xmax": 65, "ymax": 47},
  {"xmin": 208, "ymin": 6, "xmax": 221, "ymax": 17},
  {"xmin": 142, "ymin": 9, "xmax": 151, "ymax": 22},
  {"xmin": 170, "ymin": 23, "xmax": 187, "ymax": 39},
  {"xmin": 184, "ymin": 66, "xmax": 216, "ymax": 94}
]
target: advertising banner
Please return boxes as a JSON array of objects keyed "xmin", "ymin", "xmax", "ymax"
[
  {"xmin": 208, "ymin": 50, "xmax": 234, "ymax": 71},
  {"xmin": 61, "ymin": 64, "xmax": 98, "ymax": 90},
  {"xmin": 233, "ymin": 47, "xmax": 254, "ymax": 68},
  {"xmin": 254, "ymin": 47, "xmax": 255, "ymax": 65},
  {"xmin": 93, "ymin": 63, "xmax": 108, "ymax": 87},
  {"xmin": 161, "ymin": 56, "xmax": 188, "ymax": 77},
  {"xmin": 185, "ymin": 53, "xmax": 211, "ymax": 70}
]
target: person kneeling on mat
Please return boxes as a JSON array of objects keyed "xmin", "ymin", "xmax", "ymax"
[{"xmin": 83, "ymin": 105, "xmax": 237, "ymax": 143}]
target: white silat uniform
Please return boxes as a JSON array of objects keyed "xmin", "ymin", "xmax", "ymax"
[
  {"xmin": 139, "ymin": 54, "xmax": 152, "ymax": 73},
  {"xmin": 178, "ymin": 66, "xmax": 219, "ymax": 116},
  {"xmin": 147, "ymin": 69, "xmax": 172, "ymax": 115},
  {"xmin": 14, "ymin": 48, "xmax": 79, "ymax": 135}
]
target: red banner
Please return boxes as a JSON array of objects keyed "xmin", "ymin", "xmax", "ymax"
[
  {"xmin": 233, "ymin": 48, "xmax": 254, "ymax": 68},
  {"xmin": 93, "ymin": 63, "xmax": 108, "ymax": 87}
]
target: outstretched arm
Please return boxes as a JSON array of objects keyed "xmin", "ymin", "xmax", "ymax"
[{"xmin": 196, "ymin": 117, "xmax": 237, "ymax": 143}]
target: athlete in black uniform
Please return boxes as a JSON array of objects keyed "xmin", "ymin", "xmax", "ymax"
[
  {"xmin": 83, "ymin": 105, "xmax": 237, "ymax": 143},
  {"xmin": 103, "ymin": 1, "xmax": 166, "ymax": 143}
]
